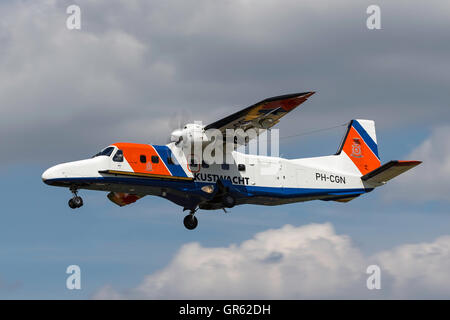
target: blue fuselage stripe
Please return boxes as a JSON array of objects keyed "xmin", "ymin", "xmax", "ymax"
[
  {"xmin": 152, "ymin": 145, "xmax": 188, "ymax": 177},
  {"xmin": 45, "ymin": 176, "xmax": 370, "ymax": 199}
]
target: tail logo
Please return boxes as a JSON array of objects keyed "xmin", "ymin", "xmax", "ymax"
[{"xmin": 351, "ymin": 138, "xmax": 363, "ymax": 158}]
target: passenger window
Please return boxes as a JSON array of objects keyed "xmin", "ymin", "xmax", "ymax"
[
  {"xmin": 221, "ymin": 163, "xmax": 230, "ymax": 170},
  {"xmin": 113, "ymin": 150, "xmax": 124, "ymax": 162},
  {"xmin": 238, "ymin": 164, "xmax": 246, "ymax": 171},
  {"xmin": 151, "ymin": 155, "xmax": 159, "ymax": 164},
  {"xmin": 140, "ymin": 155, "xmax": 146, "ymax": 163}
]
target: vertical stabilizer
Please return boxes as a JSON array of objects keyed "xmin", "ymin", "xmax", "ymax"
[{"xmin": 336, "ymin": 119, "xmax": 381, "ymax": 175}]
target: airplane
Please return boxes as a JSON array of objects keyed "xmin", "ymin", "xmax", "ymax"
[{"xmin": 42, "ymin": 92, "xmax": 421, "ymax": 230}]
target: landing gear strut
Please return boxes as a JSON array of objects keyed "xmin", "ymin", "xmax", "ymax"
[
  {"xmin": 183, "ymin": 208, "xmax": 198, "ymax": 230},
  {"xmin": 68, "ymin": 188, "xmax": 83, "ymax": 209}
]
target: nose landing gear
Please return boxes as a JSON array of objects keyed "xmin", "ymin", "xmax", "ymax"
[
  {"xmin": 183, "ymin": 208, "xmax": 198, "ymax": 230},
  {"xmin": 68, "ymin": 188, "xmax": 83, "ymax": 209}
]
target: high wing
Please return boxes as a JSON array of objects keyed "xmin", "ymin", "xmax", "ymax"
[{"xmin": 204, "ymin": 92, "xmax": 315, "ymax": 137}]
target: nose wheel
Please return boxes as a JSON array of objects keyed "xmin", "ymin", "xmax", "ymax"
[
  {"xmin": 183, "ymin": 208, "xmax": 198, "ymax": 230},
  {"xmin": 68, "ymin": 188, "xmax": 83, "ymax": 209}
]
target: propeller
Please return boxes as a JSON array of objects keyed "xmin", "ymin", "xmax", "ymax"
[{"xmin": 166, "ymin": 109, "xmax": 192, "ymax": 145}]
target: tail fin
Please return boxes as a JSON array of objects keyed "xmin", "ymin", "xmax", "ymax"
[{"xmin": 336, "ymin": 119, "xmax": 381, "ymax": 175}]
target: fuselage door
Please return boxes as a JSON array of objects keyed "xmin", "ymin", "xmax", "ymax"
[
  {"xmin": 246, "ymin": 156, "xmax": 257, "ymax": 186},
  {"xmin": 280, "ymin": 161, "xmax": 295, "ymax": 188}
]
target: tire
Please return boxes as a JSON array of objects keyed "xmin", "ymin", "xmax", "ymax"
[
  {"xmin": 183, "ymin": 215, "xmax": 198, "ymax": 230},
  {"xmin": 68, "ymin": 198, "xmax": 77, "ymax": 209},
  {"xmin": 222, "ymin": 194, "xmax": 235, "ymax": 208},
  {"xmin": 73, "ymin": 196, "xmax": 83, "ymax": 208}
]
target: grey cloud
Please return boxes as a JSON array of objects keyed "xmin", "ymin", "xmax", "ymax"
[
  {"xmin": 262, "ymin": 251, "xmax": 284, "ymax": 264},
  {"xmin": 0, "ymin": 0, "xmax": 449, "ymax": 165},
  {"xmin": 383, "ymin": 125, "xmax": 450, "ymax": 203}
]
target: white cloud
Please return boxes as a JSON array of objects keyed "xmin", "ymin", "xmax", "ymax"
[
  {"xmin": 384, "ymin": 126, "xmax": 450, "ymax": 202},
  {"xmin": 93, "ymin": 223, "xmax": 450, "ymax": 299},
  {"xmin": 375, "ymin": 235, "xmax": 450, "ymax": 299}
]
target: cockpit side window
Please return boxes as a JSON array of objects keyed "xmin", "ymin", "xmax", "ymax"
[
  {"xmin": 93, "ymin": 146, "xmax": 115, "ymax": 158},
  {"xmin": 113, "ymin": 150, "xmax": 124, "ymax": 162}
]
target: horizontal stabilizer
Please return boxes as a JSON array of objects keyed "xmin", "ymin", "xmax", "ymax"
[{"xmin": 361, "ymin": 160, "xmax": 421, "ymax": 185}]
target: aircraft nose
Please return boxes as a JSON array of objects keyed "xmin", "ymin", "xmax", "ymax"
[
  {"xmin": 42, "ymin": 158, "xmax": 104, "ymax": 185},
  {"xmin": 42, "ymin": 165, "xmax": 60, "ymax": 184},
  {"xmin": 42, "ymin": 167, "xmax": 52, "ymax": 182}
]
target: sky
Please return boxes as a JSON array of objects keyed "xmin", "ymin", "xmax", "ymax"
[{"xmin": 0, "ymin": 0, "xmax": 449, "ymax": 299}]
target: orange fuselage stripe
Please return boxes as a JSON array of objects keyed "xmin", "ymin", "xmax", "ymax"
[{"xmin": 112, "ymin": 143, "xmax": 172, "ymax": 176}]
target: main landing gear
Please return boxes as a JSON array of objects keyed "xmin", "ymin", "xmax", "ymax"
[
  {"xmin": 181, "ymin": 193, "xmax": 236, "ymax": 230},
  {"xmin": 68, "ymin": 188, "xmax": 83, "ymax": 209},
  {"xmin": 183, "ymin": 208, "xmax": 198, "ymax": 230}
]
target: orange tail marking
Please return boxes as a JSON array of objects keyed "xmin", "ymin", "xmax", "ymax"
[{"xmin": 342, "ymin": 126, "xmax": 380, "ymax": 175}]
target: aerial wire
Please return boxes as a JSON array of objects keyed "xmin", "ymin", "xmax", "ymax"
[{"xmin": 279, "ymin": 123, "xmax": 348, "ymax": 141}]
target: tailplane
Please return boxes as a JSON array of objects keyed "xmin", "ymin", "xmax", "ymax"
[
  {"xmin": 337, "ymin": 119, "xmax": 381, "ymax": 175},
  {"xmin": 361, "ymin": 160, "xmax": 422, "ymax": 186}
]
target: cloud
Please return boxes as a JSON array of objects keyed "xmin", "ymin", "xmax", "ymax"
[
  {"xmin": 1, "ymin": 0, "xmax": 450, "ymax": 165},
  {"xmin": 375, "ymin": 235, "xmax": 450, "ymax": 299},
  {"xmin": 93, "ymin": 223, "xmax": 450, "ymax": 299},
  {"xmin": 384, "ymin": 125, "xmax": 450, "ymax": 202}
]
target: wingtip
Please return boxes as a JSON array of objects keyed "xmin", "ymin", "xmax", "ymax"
[
  {"xmin": 297, "ymin": 91, "xmax": 315, "ymax": 99},
  {"xmin": 396, "ymin": 160, "xmax": 423, "ymax": 166}
]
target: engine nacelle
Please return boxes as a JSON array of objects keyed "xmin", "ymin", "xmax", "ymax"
[{"xmin": 170, "ymin": 123, "xmax": 208, "ymax": 147}]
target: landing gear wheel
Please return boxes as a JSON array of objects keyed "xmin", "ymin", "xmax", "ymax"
[
  {"xmin": 68, "ymin": 198, "xmax": 77, "ymax": 209},
  {"xmin": 73, "ymin": 196, "xmax": 83, "ymax": 208},
  {"xmin": 183, "ymin": 215, "xmax": 198, "ymax": 230},
  {"xmin": 222, "ymin": 194, "xmax": 236, "ymax": 208},
  {"xmin": 68, "ymin": 196, "xmax": 83, "ymax": 209}
]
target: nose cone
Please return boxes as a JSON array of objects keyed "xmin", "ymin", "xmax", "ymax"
[
  {"xmin": 42, "ymin": 157, "xmax": 108, "ymax": 186},
  {"xmin": 42, "ymin": 165, "xmax": 60, "ymax": 184},
  {"xmin": 42, "ymin": 162, "xmax": 71, "ymax": 185}
]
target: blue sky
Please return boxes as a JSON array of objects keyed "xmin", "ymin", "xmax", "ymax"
[{"xmin": 1, "ymin": 0, "xmax": 449, "ymax": 299}]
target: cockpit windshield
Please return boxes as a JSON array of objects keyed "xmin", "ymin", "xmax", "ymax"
[{"xmin": 93, "ymin": 146, "xmax": 115, "ymax": 158}]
